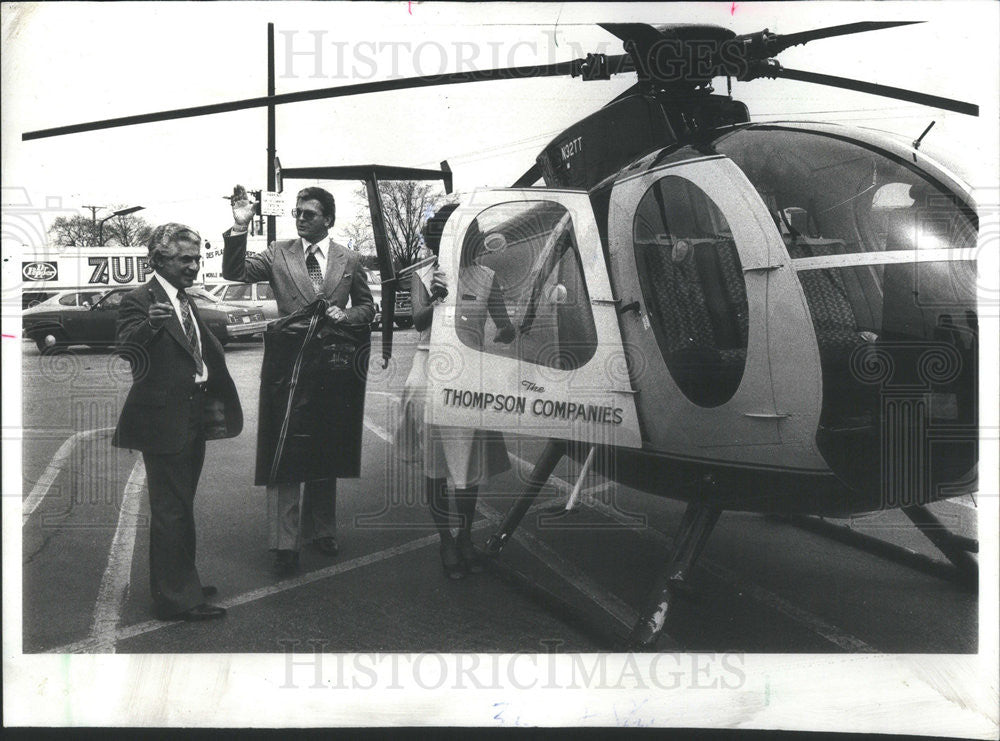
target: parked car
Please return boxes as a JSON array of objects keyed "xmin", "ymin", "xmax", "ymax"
[
  {"xmin": 365, "ymin": 269, "xmax": 412, "ymax": 329},
  {"xmin": 22, "ymin": 290, "xmax": 61, "ymax": 309},
  {"xmin": 394, "ymin": 287, "xmax": 413, "ymax": 329},
  {"xmin": 364, "ymin": 270, "xmax": 382, "ymax": 330},
  {"xmin": 23, "ymin": 285, "xmax": 267, "ymax": 353},
  {"xmin": 22, "ymin": 288, "xmax": 109, "ymax": 313},
  {"xmin": 211, "ymin": 281, "xmax": 280, "ymax": 321}
]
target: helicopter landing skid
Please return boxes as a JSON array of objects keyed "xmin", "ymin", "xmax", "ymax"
[
  {"xmin": 902, "ymin": 504, "xmax": 978, "ymax": 587},
  {"xmin": 627, "ymin": 502, "xmax": 721, "ymax": 651},
  {"xmin": 484, "ymin": 438, "xmax": 567, "ymax": 556}
]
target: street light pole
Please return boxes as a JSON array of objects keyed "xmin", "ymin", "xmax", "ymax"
[{"xmin": 97, "ymin": 205, "xmax": 145, "ymax": 245}]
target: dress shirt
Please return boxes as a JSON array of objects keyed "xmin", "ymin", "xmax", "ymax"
[{"xmin": 152, "ymin": 272, "xmax": 208, "ymax": 383}]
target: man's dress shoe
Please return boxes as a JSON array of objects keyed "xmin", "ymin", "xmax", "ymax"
[
  {"xmin": 176, "ymin": 603, "xmax": 227, "ymax": 621},
  {"xmin": 315, "ymin": 536, "xmax": 339, "ymax": 556},
  {"xmin": 273, "ymin": 549, "xmax": 300, "ymax": 576}
]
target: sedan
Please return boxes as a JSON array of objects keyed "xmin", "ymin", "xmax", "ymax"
[
  {"xmin": 364, "ymin": 270, "xmax": 412, "ymax": 330},
  {"xmin": 211, "ymin": 281, "xmax": 280, "ymax": 321},
  {"xmin": 23, "ymin": 285, "xmax": 267, "ymax": 352},
  {"xmin": 22, "ymin": 288, "xmax": 109, "ymax": 312}
]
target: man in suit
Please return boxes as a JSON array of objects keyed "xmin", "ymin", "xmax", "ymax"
[
  {"xmin": 223, "ymin": 185, "xmax": 374, "ymax": 575},
  {"xmin": 114, "ymin": 223, "xmax": 242, "ymax": 621}
]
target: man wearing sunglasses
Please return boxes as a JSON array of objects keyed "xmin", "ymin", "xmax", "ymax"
[{"xmin": 222, "ymin": 184, "xmax": 374, "ymax": 575}]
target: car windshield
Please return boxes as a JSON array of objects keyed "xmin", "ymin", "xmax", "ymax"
[
  {"xmin": 187, "ymin": 287, "xmax": 220, "ymax": 303},
  {"xmin": 95, "ymin": 290, "xmax": 127, "ymax": 309}
]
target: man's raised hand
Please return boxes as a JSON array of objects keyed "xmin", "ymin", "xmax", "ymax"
[
  {"xmin": 148, "ymin": 302, "xmax": 174, "ymax": 329},
  {"xmin": 230, "ymin": 184, "xmax": 257, "ymax": 227}
]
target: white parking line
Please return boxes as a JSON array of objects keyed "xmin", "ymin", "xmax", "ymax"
[
  {"xmin": 22, "ymin": 427, "xmax": 115, "ymax": 526},
  {"xmin": 42, "ymin": 410, "xmax": 872, "ymax": 654},
  {"xmin": 47, "ymin": 520, "xmax": 495, "ymax": 654},
  {"xmin": 363, "ymin": 417, "xmax": 392, "ymax": 444},
  {"xmin": 562, "ymin": 471, "xmax": 877, "ymax": 653},
  {"xmin": 85, "ymin": 458, "xmax": 146, "ymax": 653}
]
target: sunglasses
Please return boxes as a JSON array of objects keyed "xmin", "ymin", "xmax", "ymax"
[{"xmin": 291, "ymin": 208, "xmax": 323, "ymax": 222}]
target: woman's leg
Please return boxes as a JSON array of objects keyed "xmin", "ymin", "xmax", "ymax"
[
  {"xmin": 454, "ymin": 485, "xmax": 483, "ymax": 573},
  {"xmin": 427, "ymin": 476, "xmax": 463, "ymax": 579}
]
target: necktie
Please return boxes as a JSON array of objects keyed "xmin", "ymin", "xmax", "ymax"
[
  {"xmin": 305, "ymin": 244, "xmax": 323, "ymax": 294},
  {"xmin": 177, "ymin": 289, "xmax": 205, "ymax": 375}
]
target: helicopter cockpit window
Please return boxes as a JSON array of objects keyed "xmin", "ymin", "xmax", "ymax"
[
  {"xmin": 456, "ymin": 201, "xmax": 597, "ymax": 370},
  {"xmin": 713, "ymin": 128, "xmax": 977, "ymax": 257},
  {"xmin": 632, "ymin": 176, "xmax": 748, "ymax": 407},
  {"xmin": 716, "ymin": 128, "xmax": 977, "ymax": 496}
]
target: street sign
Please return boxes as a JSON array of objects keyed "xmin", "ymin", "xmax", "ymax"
[{"xmin": 260, "ymin": 191, "xmax": 285, "ymax": 217}]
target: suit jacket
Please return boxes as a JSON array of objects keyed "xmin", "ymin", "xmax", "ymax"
[
  {"xmin": 222, "ymin": 229, "xmax": 375, "ymax": 324},
  {"xmin": 112, "ymin": 280, "xmax": 243, "ymax": 454}
]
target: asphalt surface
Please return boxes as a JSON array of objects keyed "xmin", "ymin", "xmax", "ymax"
[{"xmin": 20, "ymin": 333, "xmax": 979, "ymax": 654}]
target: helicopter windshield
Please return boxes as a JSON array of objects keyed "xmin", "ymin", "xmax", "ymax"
[
  {"xmin": 713, "ymin": 126, "xmax": 977, "ymax": 256},
  {"xmin": 715, "ymin": 127, "xmax": 978, "ymax": 501},
  {"xmin": 456, "ymin": 200, "xmax": 597, "ymax": 370}
]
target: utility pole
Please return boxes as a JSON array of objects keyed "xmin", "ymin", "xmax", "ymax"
[
  {"xmin": 266, "ymin": 22, "xmax": 276, "ymax": 245},
  {"xmin": 81, "ymin": 205, "xmax": 105, "ymax": 246},
  {"xmin": 81, "ymin": 205, "xmax": 104, "ymax": 224}
]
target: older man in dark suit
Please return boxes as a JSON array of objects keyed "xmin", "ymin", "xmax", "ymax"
[
  {"xmin": 223, "ymin": 185, "xmax": 374, "ymax": 575},
  {"xmin": 114, "ymin": 223, "xmax": 242, "ymax": 621}
]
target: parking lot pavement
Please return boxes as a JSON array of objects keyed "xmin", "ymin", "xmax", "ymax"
[{"xmin": 19, "ymin": 336, "xmax": 979, "ymax": 654}]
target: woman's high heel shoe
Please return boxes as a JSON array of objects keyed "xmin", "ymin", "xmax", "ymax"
[
  {"xmin": 456, "ymin": 535, "xmax": 484, "ymax": 574},
  {"xmin": 439, "ymin": 538, "xmax": 466, "ymax": 580}
]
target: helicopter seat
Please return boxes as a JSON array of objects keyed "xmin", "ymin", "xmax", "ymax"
[
  {"xmin": 640, "ymin": 236, "xmax": 748, "ymax": 406},
  {"xmin": 785, "ymin": 236, "xmax": 867, "ymax": 364},
  {"xmin": 785, "ymin": 235, "xmax": 876, "ymax": 425}
]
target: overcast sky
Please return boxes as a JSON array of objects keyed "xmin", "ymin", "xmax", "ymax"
[{"xmin": 2, "ymin": 1, "xmax": 997, "ymax": 266}]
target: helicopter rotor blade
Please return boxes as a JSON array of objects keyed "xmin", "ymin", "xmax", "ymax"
[
  {"xmin": 758, "ymin": 65, "xmax": 978, "ymax": 116},
  {"xmin": 22, "ymin": 56, "xmax": 630, "ymax": 141},
  {"xmin": 741, "ymin": 20, "xmax": 922, "ymax": 57}
]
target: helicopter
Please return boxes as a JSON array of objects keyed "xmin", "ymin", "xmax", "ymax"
[{"xmin": 22, "ymin": 18, "xmax": 983, "ymax": 650}]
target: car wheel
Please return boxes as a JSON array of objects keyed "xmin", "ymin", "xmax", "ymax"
[
  {"xmin": 394, "ymin": 317, "xmax": 413, "ymax": 329},
  {"xmin": 36, "ymin": 329, "xmax": 68, "ymax": 354}
]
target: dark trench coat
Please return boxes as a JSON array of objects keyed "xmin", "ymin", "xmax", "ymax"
[{"xmin": 255, "ymin": 300, "xmax": 370, "ymax": 485}]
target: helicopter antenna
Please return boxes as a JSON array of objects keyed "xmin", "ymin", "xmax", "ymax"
[{"xmin": 913, "ymin": 121, "xmax": 936, "ymax": 151}]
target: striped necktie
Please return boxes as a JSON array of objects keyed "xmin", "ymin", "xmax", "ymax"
[
  {"xmin": 305, "ymin": 244, "xmax": 323, "ymax": 294},
  {"xmin": 177, "ymin": 289, "xmax": 205, "ymax": 375}
]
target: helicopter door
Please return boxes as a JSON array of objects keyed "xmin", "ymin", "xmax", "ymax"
[
  {"xmin": 608, "ymin": 155, "xmax": 824, "ymax": 467},
  {"xmin": 427, "ymin": 190, "xmax": 641, "ymax": 449}
]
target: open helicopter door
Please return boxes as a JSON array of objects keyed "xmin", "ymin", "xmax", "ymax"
[
  {"xmin": 427, "ymin": 189, "xmax": 641, "ymax": 449},
  {"xmin": 608, "ymin": 154, "xmax": 825, "ymax": 469}
]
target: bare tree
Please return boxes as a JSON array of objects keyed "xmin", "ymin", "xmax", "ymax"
[
  {"xmin": 339, "ymin": 180, "xmax": 445, "ymax": 271},
  {"xmin": 102, "ymin": 206, "xmax": 153, "ymax": 247},
  {"xmin": 342, "ymin": 210, "xmax": 375, "ymax": 256},
  {"xmin": 48, "ymin": 215, "xmax": 99, "ymax": 247}
]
